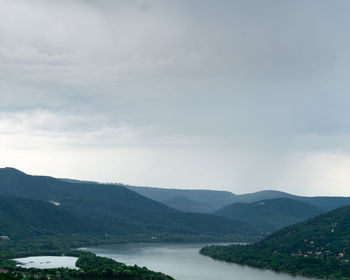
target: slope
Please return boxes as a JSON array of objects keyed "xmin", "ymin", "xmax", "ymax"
[
  {"xmin": 161, "ymin": 195, "xmax": 210, "ymax": 213},
  {"xmin": 0, "ymin": 168, "xmax": 258, "ymax": 241},
  {"xmin": 236, "ymin": 190, "xmax": 350, "ymax": 212},
  {"xmin": 213, "ymin": 198, "xmax": 323, "ymax": 232},
  {"xmin": 126, "ymin": 185, "xmax": 238, "ymax": 213},
  {"xmin": 0, "ymin": 196, "xmax": 107, "ymax": 238},
  {"xmin": 201, "ymin": 205, "xmax": 350, "ymax": 279}
]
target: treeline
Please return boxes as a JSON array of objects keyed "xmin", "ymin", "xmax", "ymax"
[
  {"xmin": 200, "ymin": 245, "xmax": 350, "ymax": 280},
  {"xmin": 201, "ymin": 205, "xmax": 350, "ymax": 280}
]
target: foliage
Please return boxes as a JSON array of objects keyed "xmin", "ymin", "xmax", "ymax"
[
  {"xmin": 213, "ymin": 197, "xmax": 323, "ymax": 232},
  {"xmin": 0, "ymin": 168, "xmax": 258, "ymax": 241},
  {"xmin": 1, "ymin": 252, "xmax": 173, "ymax": 280},
  {"xmin": 201, "ymin": 205, "xmax": 350, "ymax": 279}
]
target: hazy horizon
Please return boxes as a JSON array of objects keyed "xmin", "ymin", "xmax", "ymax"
[
  {"xmin": 1, "ymin": 165, "xmax": 348, "ymax": 198},
  {"xmin": 1, "ymin": 0, "xmax": 350, "ymax": 196}
]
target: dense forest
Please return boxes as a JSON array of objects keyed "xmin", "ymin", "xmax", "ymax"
[
  {"xmin": 201, "ymin": 205, "xmax": 350, "ymax": 279},
  {"xmin": 0, "ymin": 168, "xmax": 259, "ymax": 242}
]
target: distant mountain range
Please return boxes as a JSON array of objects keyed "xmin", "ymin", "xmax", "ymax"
[
  {"xmin": 3, "ymin": 167, "xmax": 349, "ymax": 243},
  {"xmin": 125, "ymin": 187, "xmax": 350, "ymax": 214},
  {"xmin": 61, "ymin": 178, "xmax": 350, "ymax": 214},
  {"xmin": 0, "ymin": 168, "xmax": 258, "ymax": 241},
  {"xmin": 125, "ymin": 185, "xmax": 238, "ymax": 213},
  {"xmin": 60, "ymin": 174, "xmax": 350, "ymax": 235},
  {"xmin": 125, "ymin": 186, "xmax": 350, "ymax": 234},
  {"xmin": 201, "ymin": 204, "xmax": 350, "ymax": 279},
  {"xmin": 213, "ymin": 197, "xmax": 323, "ymax": 232}
]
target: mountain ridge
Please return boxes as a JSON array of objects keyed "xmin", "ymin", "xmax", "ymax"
[
  {"xmin": 0, "ymin": 167, "xmax": 258, "ymax": 241},
  {"xmin": 56, "ymin": 173, "xmax": 350, "ymax": 214}
]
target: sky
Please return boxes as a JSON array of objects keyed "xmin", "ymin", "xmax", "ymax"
[{"xmin": 1, "ymin": 0, "xmax": 350, "ymax": 196}]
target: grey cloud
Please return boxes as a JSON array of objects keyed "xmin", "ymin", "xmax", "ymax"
[{"xmin": 1, "ymin": 0, "xmax": 350, "ymax": 195}]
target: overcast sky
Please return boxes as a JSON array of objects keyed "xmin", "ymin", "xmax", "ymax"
[{"xmin": 1, "ymin": 0, "xmax": 350, "ymax": 196}]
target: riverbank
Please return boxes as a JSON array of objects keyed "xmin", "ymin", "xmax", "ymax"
[
  {"xmin": 84, "ymin": 242, "xmax": 314, "ymax": 280},
  {"xmin": 200, "ymin": 244, "xmax": 347, "ymax": 280}
]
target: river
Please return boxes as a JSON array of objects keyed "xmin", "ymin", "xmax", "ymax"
[{"xmin": 83, "ymin": 243, "xmax": 313, "ymax": 280}]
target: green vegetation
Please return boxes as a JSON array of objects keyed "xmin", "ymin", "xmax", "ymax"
[
  {"xmin": 0, "ymin": 167, "xmax": 258, "ymax": 279},
  {"xmin": 1, "ymin": 252, "xmax": 173, "ymax": 280},
  {"xmin": 62, "ymin": 171, "xmax": 350, "ymax": 215},
  {"xmin": 213, "ymin": 198, "xmax": 323, "ymax": 232},
  {"xmin": 201, "ymin": 205, "xmax": 350, "ymax": 279},
  {"xmin": 0, "ymin": 168, "xmax": 258, "ymax": 241}
]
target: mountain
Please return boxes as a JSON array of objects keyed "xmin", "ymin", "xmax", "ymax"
[
  {"xmin": 161, "ymin": 195, "xmax": 211, "ymax": 213},
  {"xmin": 126, "ymin": 185, "xmax": 238, "ymax": 213},
  {"xmin": 300, "ymin": 196, "xmax": 350, "ymax": 212},
  {"xmin": 62, "ymin": 177, "xmax": 350, "ymax": 214},
  {"xmin": 236, "ymin": 190, "xmax": 297, "ymax": 203},
  {"xmin": 201, "ymin": 205, "xmax": 350, "ymax": 279},
  {"xmin": 125, "ymin": 186, "xmax": 350, "ymax": 214},
  {"xmin": 213, "ymin": 198, "xmax": 323, "ymax": 232},
  {"xmin": 0, "ymin": 196, "xmax": 104, "ymax": 238},
  {"xmin": 236, "ymin": 190, "xmax": 350, "ymax": 212},
  {"xmin": 0, "ymin": 168, "xmax": 258, "ymax": 241}
]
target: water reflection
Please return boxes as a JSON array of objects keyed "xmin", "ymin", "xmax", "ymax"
[{"xmin": 84, "ymin": 243, "xmax": 313, "ymax": 280}]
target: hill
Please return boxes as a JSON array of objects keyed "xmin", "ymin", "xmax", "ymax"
[
  {"xmin": 213, "ymin": 198, "xmax": 323, "ymax": 232},
  {"xmin": 61, "ymin": 178, "xmax": 350, "ymax": 214},
  {"xmin": 0, "ymin": 168, "xmax": 258, "ymax": 241},
  {"xmin": 125, "ymin": 186, "xmax": 350, "ymax": 214},
  {"xmin": 161, "ymin": 195, "xmax": 210, "ymax": 213},
  {"xmin": 0, "ymin": 196, "xmax": 106, "ymax": 238},
  {"xmin": 201, "ymin": 205, "xmax": 350, "ymax": 279},
  {"xmin": 236, "ymin": 190, "xmax": 350, "ymax": 212},
  {"xmin": 126, "ymin": 185, "xmax": 238, "ymax": 213},
  {"xmin": 236, "ymin": 190, "xmax": 296, "ymax": 203}
]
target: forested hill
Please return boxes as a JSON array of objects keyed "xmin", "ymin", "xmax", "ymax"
[
  {"xmin": 0, "ymin": 168, "xmax": 258, "ymax": 241},
  {"xmin": 126, "ymin": 185, "xmax": 238, "ymax": 213},
  {"xmin": 0, "ymin": 196, "xmax": 104, "ymax": 238},
  {"xmin": 213, "ymin": 198, "xmax": 323, "ymax": 232},
  {"xmin": 126, "ymin": 186, "xmax": 350, "ymax": 214},
  {"xmin": 201, "ymin": 205, "xmax": 350, "ymax": 279},
  {"xmin": 62, "ymin": 178, "xmax": 350, "ymax": 214}
]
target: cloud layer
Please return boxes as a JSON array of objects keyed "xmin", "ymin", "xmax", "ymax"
[{"xmin": 1, "ymin": 0, "xmax": 350, "ymax": 195}]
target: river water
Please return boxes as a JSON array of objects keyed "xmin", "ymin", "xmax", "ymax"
[{"xmin": 84, "ymin": 243, "xmax": 313, "ymax": 280}]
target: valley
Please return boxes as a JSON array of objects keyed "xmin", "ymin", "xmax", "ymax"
[{"xmin": 1, "ymin": 167, "xmax": 350, "ymax": 279}]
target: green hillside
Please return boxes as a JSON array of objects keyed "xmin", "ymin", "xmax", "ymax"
[
  {"xmin": 161, "ymin": 195, "xmax": 210, "ymax": 213},
  {"xmin": 213, "ymin": 198, "xmax": 323, "ymax": 232},
  {"xmin": 0, "ymin": 196, "xmax": 107, "ymax": 238},
  {"xmin": 0, "ymin": 168, "xmax": 258, "ymax": 241},
  {"xmin": 201, "ymin": 205, "xmax": 350, "ymax": 279}
]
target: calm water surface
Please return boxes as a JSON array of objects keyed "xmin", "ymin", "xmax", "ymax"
[{"xmin": 84, "ymin": 243, "xmax": 313, "ymax": 280}]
